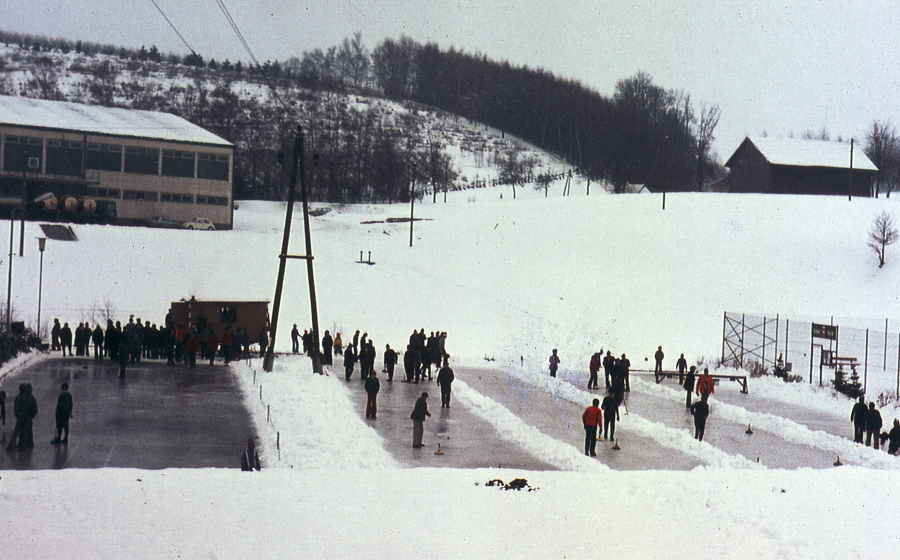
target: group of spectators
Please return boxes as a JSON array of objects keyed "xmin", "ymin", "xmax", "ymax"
[
  {"xmin": 850, "ymin": 396, "xmax": 900, "ymax": 454},
  {"xmin": 48, "ymin": 315, "xmax": 273, "ymax": 372}
]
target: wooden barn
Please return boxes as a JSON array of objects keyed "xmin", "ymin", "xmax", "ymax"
[
  {"xmin": 167, "ymin": 298, "xmax": 269, "ymax": 339},
  {"xmin": 725, "ymin": 137, "xmax": 877, "ymax": 197}
]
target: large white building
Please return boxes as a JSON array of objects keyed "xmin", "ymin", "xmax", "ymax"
[{"xmin": 0, "ymin": 95, "xmax": 234, "ymax": 228}]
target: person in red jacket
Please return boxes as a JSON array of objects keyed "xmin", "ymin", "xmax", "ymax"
[
  {"xmin": 582, "ymin": 398, "xmax": 602, "ymax": 456},
  {"xmin": 221, "ymin": 326, "xmax": 234, "ymax": 365},
  {"xmin": 696, "ymin": 368, "xmax": 715, "ymax": 400},
  {"xmin": 186, "ymin": 329, "xmax": 200, "ymax": 369},
  {"xmin": 588, "ymin": 352, "xmax": 601, "ymax": 390}
]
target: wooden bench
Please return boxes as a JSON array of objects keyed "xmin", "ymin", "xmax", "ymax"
[{"xmin": 646, "ymin": 369, "xmax": 749, "ymax": 394}]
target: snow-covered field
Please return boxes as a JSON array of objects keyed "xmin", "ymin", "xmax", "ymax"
[{"xmin": 2, "ymin": 188, "xmax": 899, "ymax": 558}]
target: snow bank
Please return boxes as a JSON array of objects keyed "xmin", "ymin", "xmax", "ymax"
[{"xmin": 231, "ymin": 356, "xmax": 398, "ymax": 470}]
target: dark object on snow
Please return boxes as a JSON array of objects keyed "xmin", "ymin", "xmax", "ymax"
[
  {"xmin": 485, "ymin": 478, "xmax": 536, "ymax": 491},
  {"xmin": 241, "ymin": 438, "xmax": 261, "ymax": 471}
]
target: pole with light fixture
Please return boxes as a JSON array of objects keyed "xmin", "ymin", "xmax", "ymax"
[{"xmin": 37, "ymin": 237, "xmax": 47, "ymax": 339}]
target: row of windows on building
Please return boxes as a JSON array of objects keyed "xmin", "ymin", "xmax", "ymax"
[
  {"xmin": 1, "ymin": 135, "xmax": 230, "ymax": 181},
  {"xmin": 86, "ymin": 186, "xmax": 229, "ymax": 206}
]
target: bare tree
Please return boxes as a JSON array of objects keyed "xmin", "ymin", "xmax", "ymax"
[
  {"xmin": 869, "ymin": 211, "xmax": 898, "ymax": 268},
  {"xmin": 864, "ymin": 120, "xmax": 900, "ymax": 198},
  {"xmin": 695, "ymin": 103, "xmax": 721, "ymax": 190}
]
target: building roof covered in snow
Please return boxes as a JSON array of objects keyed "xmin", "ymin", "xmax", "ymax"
[
  {"xmin": 727, "ymin": 136, "xmax": 877, "ymax": 171},
  {"xmin": 0, "ymin": 95, "xmax": 231, "ymax": 147}
]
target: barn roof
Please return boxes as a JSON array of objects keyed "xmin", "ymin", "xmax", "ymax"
[
  {"xmin": 0, "ymin": 95, "xmax": 231, "ymax": 147},
  {"xmin": 728, "ymin": 136, "xmax": 877, "ymax": 171}
]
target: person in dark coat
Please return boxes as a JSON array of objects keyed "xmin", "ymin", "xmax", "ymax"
[
  {"xmin": 60, "ymin": 322, "xmax": 73, "ymax": 357},
  {"xmin": 118, "ymin": 329, "xmax": 129, "ymax": 377},
  {"xmin": 321, "ymin": 330, "xmax": 333, "ymax": 366},
  {"xmin": 403, "ymin": 345, "xmax": 415, "ymax": 382},
  {"xmin": 850, "ymin": 396, "xmax": 868, "ymax": 444},
  {"xmin": 241, "ymin": 438, "xmax": 261, "ymax": 471},
  {"xmin": 344, "ymin": 344, "xmax": 356, "ymax": 381},
  {"xmin": 582, "ymin": 398, "xmax": 602, "ymax": 456},
  {"xmin": 654, "ymin": 346, "xmax": 665, "ymax": 376},
  {"xmin": 436, "ymin": 357, "xmax": 455, "ymax": 408},
  {"xmin": 548, "ymin": 349, "xmax": 560, "ymax": 378},
  {"xmin": 865, "ymin": 402, "xmax": 883, "ymax": 449},
  {"xmin": 51, "ymin": 318, "xmax": 61, "ymax": 351},
  {"xmin": 383, "ymin": 344, "xmax": 398, "ymax": 382},
  {"xmin": 92, "ymin": 324, "xmax": 105, "ymax": 360},
  {"xmin": 302, "ymin": 329, "xmax": 313, "ymax": 356},
  {"xmin": 52, "ymin": 383, "xmax": 74, "ymax": 444},
  {"xmin": 291, "ymin": 324, "xmax": 300, "ymax": 354},
  {"xmin": 888, "ymin": 419, "xmax": 900, "ymax": 455},
  {"xmin": 258, "ymin": 328, "xmax": 269, "ymax": 359},
  {"xmin": 364, "ymin": 371, "xmax": 380, "ymax": 419},
  {"xmin": 6, "ymin": 383, "xmax": 37, "ymax": 451},
  {"xmin": 620, "ymin": 353, "xmax": 631, "ymax": 392},
  {"xmin": 0, "ymin": 390, "xmax": 6, "ymax": 427},
  {"xmin": 676, "ymin": 353, "xmax": 688, "ymax": 384},
  {"xmin": 602, "ymin": 351, "xmax": 614, "ymax": 389},
  {"xmin": 410, "ymin": 392, "xmax": 431, "ymax": 448},
  {"xmin": 601, "ymin": 389, "xmax": 619, "ymax": 441},
  {"xmin": 612, "ymin": 363, "xmax": 626, "ymax": 406},
  {"xmin": 691, "ymin": 397, "xmax": 710, "ymax": 441},
  {"xmin": 683, "ymin": 366, "xmax": 697, "ymax": 408}
]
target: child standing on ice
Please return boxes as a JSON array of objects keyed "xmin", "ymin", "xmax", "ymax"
[{"xmin": 549, "ymin": 349, "xmax": 560, "ymax": 378}]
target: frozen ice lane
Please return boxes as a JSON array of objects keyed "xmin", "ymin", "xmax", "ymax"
[
  {"xmin": 461, "ymin": 366, "xmax": 704, "ymax": 471},
  {"xmin": 343, "ymin": 371, "xmax": 557, "ymax": 470},
  {"xmin": 0, "ymin": 356, "xmax": 255, "ymax": 470}
]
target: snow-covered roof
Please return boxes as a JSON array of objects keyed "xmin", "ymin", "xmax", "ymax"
[
  {"xmin": 0, "ymin": 95, "xmax": 231, "ymax": 147},
  {"xmin": 734, "ymin": 136, "xmax": 877, "ymax": 171}
]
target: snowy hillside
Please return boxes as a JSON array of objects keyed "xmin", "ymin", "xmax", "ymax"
[{"xmin": 0, "ymin": 42, "xmax": 579, "ymax": 194}]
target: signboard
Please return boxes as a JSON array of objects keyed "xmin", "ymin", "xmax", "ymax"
[{"xmin": 811, "ymin": 323, "xmax": 838, "ymax": 341}]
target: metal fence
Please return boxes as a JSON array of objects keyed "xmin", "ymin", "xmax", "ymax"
[{"xmin": 722, "ymin": 311, "xmax": 900, "ymax": 397}]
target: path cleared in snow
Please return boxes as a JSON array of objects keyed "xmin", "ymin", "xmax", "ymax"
[{"xmin": 340, "ymin": 369, "xmax": 559, "ymax": 470}]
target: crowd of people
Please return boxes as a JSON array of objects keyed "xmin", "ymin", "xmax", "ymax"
[
  {"xmin": 292, "ymin": 326, "xmax": 453, "ymax": 447},
  {"xmin": 47, "ymin": 315, "xmax": 272, "ymax": 377}
]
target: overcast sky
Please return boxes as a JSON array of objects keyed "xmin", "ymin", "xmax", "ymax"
[{"xmin": 2, "ymin": 0, "xmax": 898, "ymax": 159}]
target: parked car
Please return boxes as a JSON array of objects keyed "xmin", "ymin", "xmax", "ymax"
[
  {"xmin": 183, "ymin": 217, "xmax": 216, "ymax": 230},
  {"xmin": 147, "ymin": 216, "xmax": 183, "ymax": 229}
]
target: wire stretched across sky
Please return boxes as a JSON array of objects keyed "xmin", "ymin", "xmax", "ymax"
[{"xmin": 147, "ymin": 0, "xmax": 196, "ymax": 55}]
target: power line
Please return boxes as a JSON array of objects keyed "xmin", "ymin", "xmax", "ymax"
[
  {"xmin": 213, "ymin": 0, "xmax": 288, "ymax": 109},
  {"xmin": 147, "ymin": 0, "xmax": 197, "ymax": 55}
]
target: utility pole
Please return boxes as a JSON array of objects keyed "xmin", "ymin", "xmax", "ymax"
[
  {"xmin": 409, "ymin": 164, "xmax": 416, "ymax": 248},
  {"xmin": 848, "ymin": 138, "xmax": 854, "ymax": 202},
  {"xmin": 20, "ymin": 151, "xmax": 27, "ymax": 256},
  {"xmin": 264, "ymin": 125, "xmax": 322, "ymax": 374}
]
